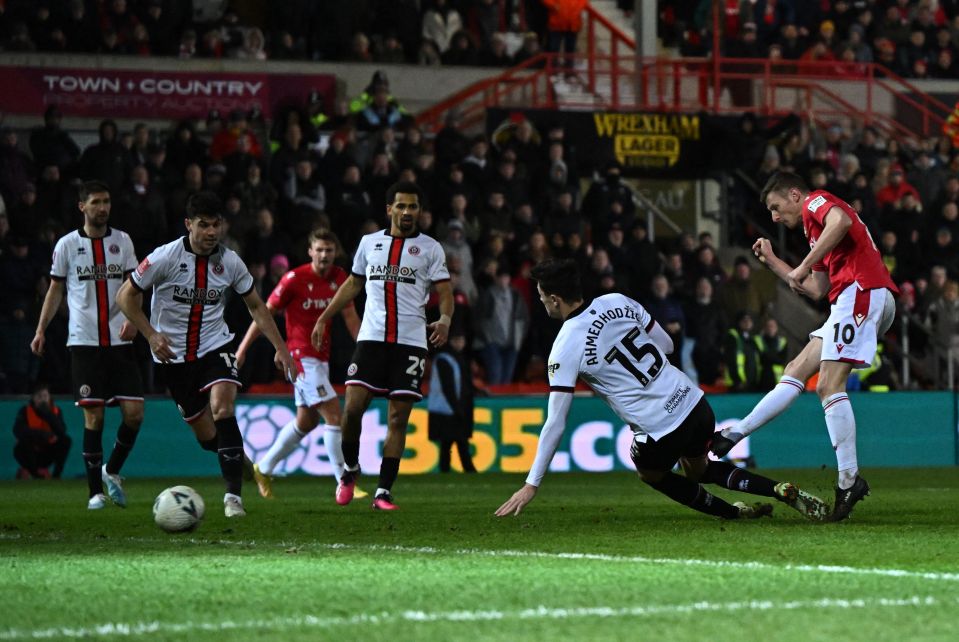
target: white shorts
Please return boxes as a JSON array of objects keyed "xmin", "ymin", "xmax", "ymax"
[
  {"xmin": 810, "ymin": 283, "xmax": 896, "ymax": 368},
  {"xmin": 294, "ymin": 357, "xmax": 338, "ymax": 407}
]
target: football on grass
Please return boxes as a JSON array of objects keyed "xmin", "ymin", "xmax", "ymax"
[{"xmin": 153, "ymin": 486, "xmax": 205, "ymax": 533}]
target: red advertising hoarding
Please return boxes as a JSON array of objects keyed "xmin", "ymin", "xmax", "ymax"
[{"xmin": 0, "ymin": 66, "xmax": 336, "ymax": 120}]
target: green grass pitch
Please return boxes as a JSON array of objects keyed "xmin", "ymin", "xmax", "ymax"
[{"xmin": 2, "ymin": 468, "xmax": 958, "ymax": 641}]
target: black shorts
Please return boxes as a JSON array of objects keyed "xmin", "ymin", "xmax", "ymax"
[
  {"xmin": 70, "ymin": 345, "xmax": 144, "ymax": 407},
  {"xmin": 629, "ymin": 397, "xmax": 715, "ymax": 471},
  {"xmin": 346, "ymin": 341, "xmax": 428, "ymax": 399},
  {"xmin": 157, "ymin": 341, "xmax": 241, "ymax": 422}
]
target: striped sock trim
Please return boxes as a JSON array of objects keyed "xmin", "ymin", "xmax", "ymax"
[
  {"xmin": 780, "ymin": 376, "xmax": 805, "ymax": 393},
  {"xmin": 822, "ymin": 394, "xmax": 849, "ymax": 413}
]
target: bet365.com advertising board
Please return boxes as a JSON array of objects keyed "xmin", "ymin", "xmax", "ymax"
[{"xmin": 0, "ymin": 392, "xmax": 955, "ymax": 479}]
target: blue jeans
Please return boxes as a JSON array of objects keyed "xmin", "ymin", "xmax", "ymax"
[{"xmin": 482, "ymin": 344, "xmax": 518, "ymax": 385}]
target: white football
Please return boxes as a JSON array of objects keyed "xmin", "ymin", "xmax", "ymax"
[{"xmin": 153, "ymin": 485, "xmax": 205, "ymax": 533}]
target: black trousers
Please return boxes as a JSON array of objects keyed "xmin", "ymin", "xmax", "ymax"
[{"xmin": 14, "ymin": 436, "xmax": 72, "ymax": 478}]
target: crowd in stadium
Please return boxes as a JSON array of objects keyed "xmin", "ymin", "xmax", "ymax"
[
  {"xmin": 670, "ymin": 0, "xmax": 959, "ymax": 80},
  {"xmin": 0, "ymin": 0, "xmax": 559, "ymax": 68},
  {"xmin": 0, "ymin": 1, "xmax": 957, "ymax": 397}
]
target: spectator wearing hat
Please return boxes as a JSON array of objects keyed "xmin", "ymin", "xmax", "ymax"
[
  {"xmin": 582, "ymin": 159, "xmax": 636, "ymax": 239},
  {"xmin": 164, "ymin": 120, "xmax": 207, "ymax": 178},
  {"xmin": 844, "ymin": 23, "xmax": 873, "ymax": 63},
  {"xmin": 29, "ymin": 106, "xmax": 80, "ymax": 176},
  {"xmin": 348, "ymin": 70, "xmax": 408, "ymax": 116},
  {"xmin": 78, "ymin": 119, "xmax": 130, "ymax": 194},
  {"xmin": 356, "ymin": 81, "xmax": 411, "ymax": 132},
  {"xmin": 723, "ymin": 311, "xmax": 760, "ymax": 392},
  {"xmin": 876, "ymin": 163, "xmax": 921, "ymax": 210}
]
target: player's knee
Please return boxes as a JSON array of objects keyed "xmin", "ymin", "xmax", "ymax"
[
  {"xmin": 815, "ymin": 371, "xmax": 846, "ymax": 400},
  {"xmin": 209, "ymin": 401, "xmax": 234, "ymax": 421},
  {"xmin": 122, "ymin": 408, "xmax": 144, "ymax": 428}
]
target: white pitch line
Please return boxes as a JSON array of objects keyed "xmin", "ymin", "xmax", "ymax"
[
  {"xmin": 0, "ymin": 596, "xmax": 953, "ymax": 640},
  {"xmin": 4, "ymin": 533, "xmax": 959, "ymax": 584}
]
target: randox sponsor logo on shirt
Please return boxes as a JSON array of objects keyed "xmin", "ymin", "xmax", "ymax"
[
  {"xmin": 75, "ymin": 264, "xmax": 124, "ymax": 280},
  {"xmin": 172, "ymin": 285, "xmax": 225, "ymax": 305}
]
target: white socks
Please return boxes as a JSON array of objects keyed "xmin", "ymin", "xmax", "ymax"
[
  {"xmin": 256, "ymin": 420, "xmax": 347, "ymax": 481},
  {"xmin": 822, "ymin": 392, "xmax": 859, "ymax": 489},
  {"xmin": 257, "ymin": 420, "xmax": 307, "ymax": 475},
  {"xmin": 323, "ymin": 425, "xmax": 345, "ymax": 481},
  {"xmin": 724, "ymin": 375, "xmax": 805, "ymax": 439}
]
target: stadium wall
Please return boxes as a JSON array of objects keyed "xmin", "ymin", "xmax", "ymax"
[{"xmin": 0, "ymin": 392, "xmax": 955, "ymax": 479}]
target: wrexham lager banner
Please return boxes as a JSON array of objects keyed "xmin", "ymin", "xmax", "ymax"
[{"xmin": 488, "ymin": 108, "xmax": 732, "ymax": 178}]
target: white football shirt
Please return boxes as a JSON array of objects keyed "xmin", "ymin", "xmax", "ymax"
[
  {"xmin": 50, "ymin": 227, "xmax": 138, "ymax": 347},
  {"xmin": 351, "ymin": 230, "xmax": 449, "ymax": 348},
  {"xmin": 547, "ymin": 293, "xmax": 704, "ymax": 440},
  {"xmin": 130, "ymin": 237, "xmax": 254, "ymax": 363}
]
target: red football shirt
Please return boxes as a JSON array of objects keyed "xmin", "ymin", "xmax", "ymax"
[
  {"xmin": 267, "ymin": 263, "xmax": 350, "ymax": 361},
  {"xmin": 802, "ymin": 190, "xmax": 899, "ymax": 303}
]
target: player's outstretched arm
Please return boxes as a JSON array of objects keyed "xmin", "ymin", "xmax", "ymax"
[
  {"xmin": 495, "ymin": 391, "xmax": 573, "ymax": 517},
  {"xmin": 243, "ymin": 290, "xmax": 296, "ymax": 382},
  {"xmin": 313, "ymin": 274, "xmax": 364, "ymax": 350},
  {"xmin": 31, "ymin": 279, "xmax": 65, "ymax": 356}
]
